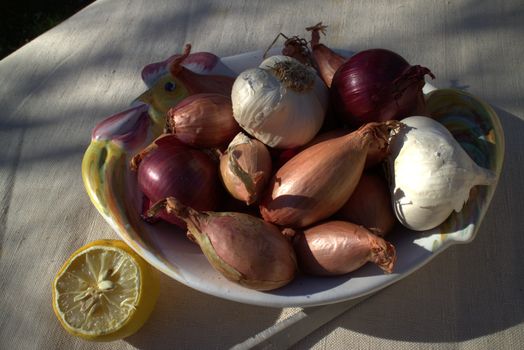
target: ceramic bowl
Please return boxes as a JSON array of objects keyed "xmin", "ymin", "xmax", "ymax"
[{"xmin": 82, "ymin": 49, "xmax": 504, "ymax": 307}]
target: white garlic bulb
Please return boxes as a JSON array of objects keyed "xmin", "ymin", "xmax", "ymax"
[
  {"xmin": 388, "ymin": 116, "xmax": 496, "ymax": 231},
  {"xmin": 231, "ymin": 55, "xmax": 328, "ymax": 148}
]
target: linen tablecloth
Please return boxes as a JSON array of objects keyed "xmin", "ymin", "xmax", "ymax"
[{"xmin": 1, "ymin": 0, "xmax": 523, "ymax": 349}]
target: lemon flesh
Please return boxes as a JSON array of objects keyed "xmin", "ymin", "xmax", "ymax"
[{"xmin": 53, "ymin": 240, "xmax": 159, "ymax": 341}]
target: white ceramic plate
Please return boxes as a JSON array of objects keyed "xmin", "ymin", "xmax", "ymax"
[{"xmin": 82, "ymin": 49, "xmax": 504, "ymax": 307}]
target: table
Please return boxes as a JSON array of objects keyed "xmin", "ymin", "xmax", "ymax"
[{"xmin": 1, "ymin": 0, "xmax": 523, "ymax": 349}]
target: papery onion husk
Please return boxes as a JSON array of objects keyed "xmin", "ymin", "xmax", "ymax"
[
  {"xmin": 145, "ymin": 197, "xmax": 297, "ymax": 291},
  {"xmin": 292, "ymin": 220, "xmax": 396, "ymax": 275},
  {"xmin": 306, "ymin": 23, "xmax": 346, "ymax": 88},
  {"xmin": 166, "ymin": 93, "xmax": 240, "ymax": 148},
  {"xmin": 130, "ymin": 134, "xmax": 219, "ymax": 227},
  {"xmin": 301, "ymin": 128, "xmax": 387, "ymax": 169},
  {"xmin": 219, "ymin": 132, "xmax": 272, "ymax": 205},
  {"xmin": 260, "ymin": 120, "xmax": 401, "ymax": 228},
  {"xmin": 331, "ymin": 48, "xmax": 435, "ymax": 128},
  {"xmin": 281, "ymin": 34, "xmax": 312, "ymax": 66},
  {"xmin": 335, "ymin": 171, "xmax": 396, "ymax": 237}
]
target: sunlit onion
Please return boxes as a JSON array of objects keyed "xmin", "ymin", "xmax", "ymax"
[
  {"xmin": 292, "ymin": 220, "xmax": 396, "ymax": 275},
  {"xmin": 145, "ymin": 197, "xmax": 297, "ymax": 291},
  {"xmin": 260, "ymin": 121, "xmax": 401, "ymax": 228}
]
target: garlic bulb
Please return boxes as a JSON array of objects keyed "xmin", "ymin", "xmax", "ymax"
[
  {"xmin": 231, "ymin": 55, "xmax": 328, "ymax": 148},
  {"xmin": 388, "ymin": 116, "xmax": 496, "ymax": 231}
]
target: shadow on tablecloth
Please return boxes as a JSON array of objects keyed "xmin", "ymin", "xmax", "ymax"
[
  {"xmin": 291, "ymin": 104, "xmax": 524, "ymax": 346},
  {"xmin": 125, "ymin": 273, "xmax": 284, "ymax": 349}
]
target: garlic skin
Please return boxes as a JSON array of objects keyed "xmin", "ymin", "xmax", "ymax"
[
  {"xmin": 231, "ymin": 55, "xmax": 328, "ymax": 148},
  {"xmin": 388, "ymin": 116, "xmax": 496, "ymax": 231}
]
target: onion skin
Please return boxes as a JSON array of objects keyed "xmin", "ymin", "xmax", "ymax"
[
  {"xmin": 260, "ymin": 121, "xmax": 400, "ymax": 228},
  {"xmin": 299, "ymin": 129, "xmax": 348, "ymax": 150},
  {"xmin": 335, "ymin": 171, "xmax": 396, "ymax": 237},
  {"xmin": 302, "ymin": 129, "xmax": 388, "ymax": 169},
  {"xmin": 306, "ymin": 23, "xmax": 346, "ymax": 88},
  {"xmin": 331, "ymin": 48, "xmax": 434, "ymax": 128},
  {"xmin": 166, "ymin": 93, "xmax": 240, "ymax": 148},
  {"xmin": 281, "ymin": 35, "xmax": 312, "ymax": 66},
  {"xmin": 219, "ymin": 133, "xmax": 272, "ymax": 205},
  {"xmin": 145, "ymin": 197, "xmax": 297, "ymax": 291},
  {"xmin": 292, "ymin": 221, "xmax": 396, "ymax": 276},
  {"xmin": 131, "ymin": 134, "xmax": 219, "ymax": 226}
]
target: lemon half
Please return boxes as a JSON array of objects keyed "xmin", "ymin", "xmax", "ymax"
[{"xmin": 52, "ymin": 239, "xmax": 159, "ymax": 341}]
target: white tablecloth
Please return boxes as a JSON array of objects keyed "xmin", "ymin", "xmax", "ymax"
[{"xmin": 1, "ymin": 0, "xmax": 523, "ymax": 349}]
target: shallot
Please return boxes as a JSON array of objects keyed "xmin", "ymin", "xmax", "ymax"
[
  {"xmin": 145, "ymin": 197, "xmax": 297, "ymax": 291},
  {"xmin": 336, "ymin": 171, "xmax": 396, "ymax": 237},
  {"xmin": 306, "ymin": 23, "xmax": 346, "ymax": 88},
  {"xmin": 165, "ymin": 93, "xmax": 240, "ymax": 148},
  {"xmin": 260, "ymin": 120, "xmax": 401, "ymax": 228},
  {"xmin": 301, "ymin": 129, "xmax": 388, "ymax": 169},
  {"xmin": 292, "ymin": 220, "xmax": 396, "ymax": 276},
  {"xmin": 219, "ymin": 132, "xmax": 272, "ymax": 205}
]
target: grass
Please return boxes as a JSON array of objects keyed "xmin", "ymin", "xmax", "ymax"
[{"xmin": 0, "ymin": 0, "xmax": 95, "ymax": 60}]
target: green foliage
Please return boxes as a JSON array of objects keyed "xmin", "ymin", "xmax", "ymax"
[{"xmin": 0, "ymin": 1, "xmax": 95, "ymax": 59}]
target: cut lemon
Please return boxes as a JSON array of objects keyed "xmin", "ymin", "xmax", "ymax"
[{"xmin": 52, "ymin": 239, "xmax": 159, "ymax": 341}]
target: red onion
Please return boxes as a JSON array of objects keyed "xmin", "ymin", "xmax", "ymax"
[
  {"xmin": 130, "ymin": 134, "xmax": 219, "ymax": 226},
  {"xmin": 331, "ymin": 49, "xmax": 435, "ymax": 127}
]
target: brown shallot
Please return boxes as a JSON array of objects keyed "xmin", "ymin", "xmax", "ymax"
[
  {"xmin": 292, "ymin": 220, "xmax": 396, "ymax": 276},
  {"xmin": 335, "ymin": 171, "xmax": 396, "ymax": 237},
  {"xmin": 145, "ymin": 197, "xmax": 297, "ymax": 291},
  {"xmin": 260, "ymin": 121, "xmax": 401, "ymax": 228},
  {"xmin": 306, "ymin": 23, "xmax": 346, "ymax": 88},
  {"xmin": 219, "ymin": 132, "xmax": 272, "ymax": 205},
  {"xmin": 301, "ymin": 129, "xmax": 388, "ymax": 169},
  {"xmin": 165, "ymin": 93, "xmax": 240, "ymax": 148}
]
